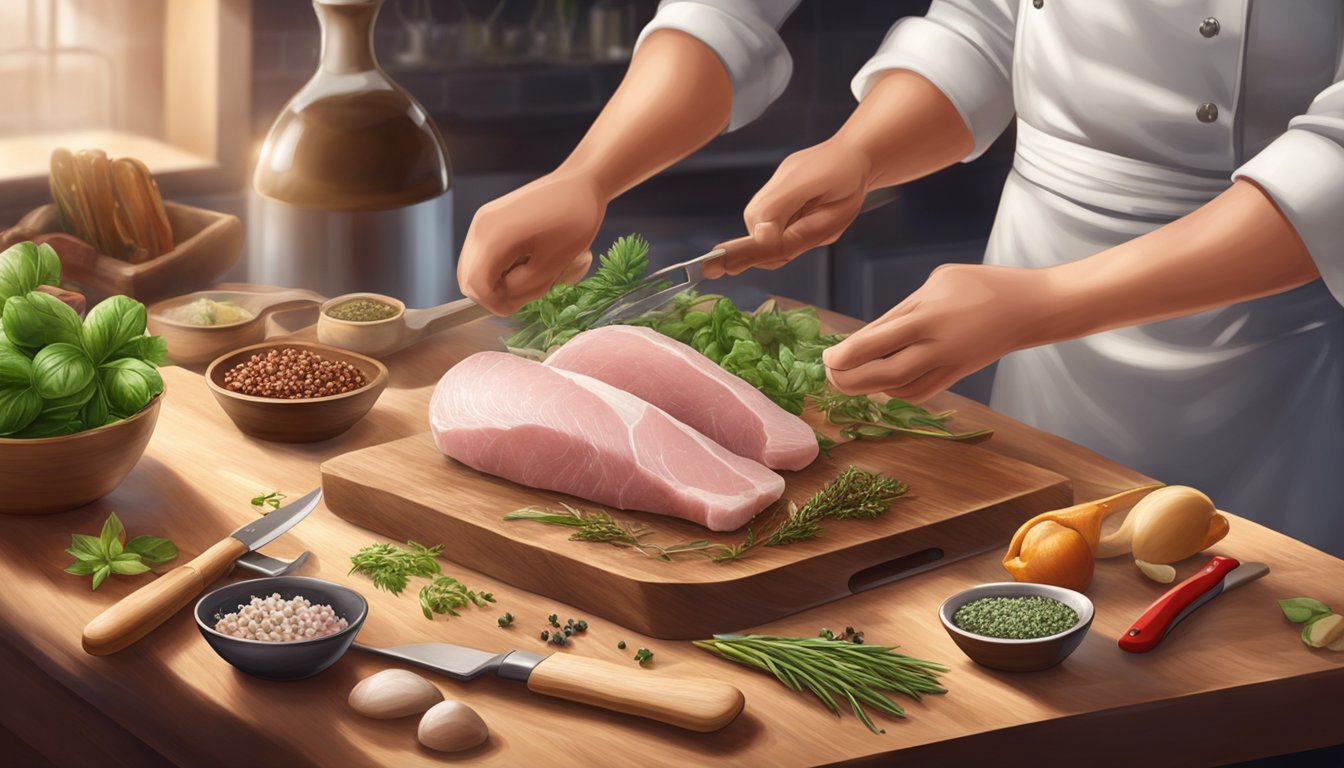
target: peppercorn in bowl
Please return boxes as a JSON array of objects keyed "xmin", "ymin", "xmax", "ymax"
[
  {"xmin": 206, "ymin": 341, "xmax": 388, "ymax": 442},
  {"xmin": 938, "ymin": 582, "xmax": 1094, "ymax": 672}
]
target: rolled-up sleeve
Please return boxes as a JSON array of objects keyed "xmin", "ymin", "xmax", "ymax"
[
  {"xmin": 635, "ymin": 0, "xmax": 800, "ymax": 131},
  {"xmin": 851, "ymin": 0, "xmax": 1019, "ymax": 161},
  {"xmin": 1233, "ymin": 80, "xmax": 1344, "ymax": 305}
]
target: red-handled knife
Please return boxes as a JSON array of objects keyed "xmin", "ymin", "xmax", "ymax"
[{"xmin": 1118, "ymin": 555, "xmax": 1270, "ymax": 653}]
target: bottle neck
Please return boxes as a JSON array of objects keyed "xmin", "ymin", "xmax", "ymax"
[{"xmin": 314, "ymin": 0, "xmax": 381, "ymax": 75}]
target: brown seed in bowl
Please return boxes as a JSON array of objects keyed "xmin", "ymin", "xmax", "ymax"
[{"xmin": 223, "ymin": 347, "xmax": 368, "ymax": 399}]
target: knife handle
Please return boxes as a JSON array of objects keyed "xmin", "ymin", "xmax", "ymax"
[
  {"xmin": 526, "ymin": 653, "xmax": 745, "ymax": 732},
  {"xmin": 82, "ymin": 537, "xmax": 248, "ymax": 656},
  {"xmin": 1118, "ymin": 555, "xmax": 1240, "ymax": 653}
]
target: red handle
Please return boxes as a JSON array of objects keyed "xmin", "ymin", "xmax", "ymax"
[{"xmin": 1118, "ymin": 555, "xmax": 1240, "ymax": 653}]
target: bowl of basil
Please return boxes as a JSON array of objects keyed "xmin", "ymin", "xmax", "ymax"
[{"xmin": 0, "ymin": 241, "xmax": 167, "ymax": 514}]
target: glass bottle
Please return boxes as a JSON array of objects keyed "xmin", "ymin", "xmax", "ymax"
[{"xmin": 253, "ymin": 0, "xmax": 451, "ymax": 212}]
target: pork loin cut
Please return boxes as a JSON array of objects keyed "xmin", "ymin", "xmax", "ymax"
[
  {"xmin": 544, "ymin": 325, "xmax": 819, "ymax": 471},
  {"xmin": 429, "ymin": 351, "xmax": 784, "ymax": 531}
]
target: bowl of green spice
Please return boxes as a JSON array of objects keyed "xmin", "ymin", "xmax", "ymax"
[{"xmin": 939, "ymin": 582, "xmax": 1094, "ymax": 672}]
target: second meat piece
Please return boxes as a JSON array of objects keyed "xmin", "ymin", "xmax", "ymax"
[
  {"xmin": 544, "ymin": 325, "xmax": 819, "ymax": 471},
  {"xmin": 429, "ymin": 352, "xmax": 784, "ymax": 531}
]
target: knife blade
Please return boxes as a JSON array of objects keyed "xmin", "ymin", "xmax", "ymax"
[
  {"xmin": 82, "ymin": 488, "xmax": 322, "ymax": 656},
  {"xmin": 352, "ymin": 641, "xmax": 745, "ymax": 732},
  {"xmin": 1118, "ymin": 555, "xmax": 1269, "ymax": 653}
]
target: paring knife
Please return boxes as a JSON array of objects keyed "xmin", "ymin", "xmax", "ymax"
[
  {"xmin": 353, "ymin": 641, "xmax": 745, "ymax": 733},
  {"xmin": 82, "ymin": 487, "xmax": 322, "ymax": 656},
  {"xmin": 1118, "ymin": 555, "xmax": 1269, "ymax": 653}
]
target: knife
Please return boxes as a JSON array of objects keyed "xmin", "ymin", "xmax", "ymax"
[
  {"xmin": 353, "ymin": 641, "xmax": 745, "ymax": 732},
  {"xmin": 82, "ymin": 487, "xmax": 322, "ymax": 656},
  {"xmin": 1118, "ymin": 555, "xmax": 1269, "ymax": 653}
]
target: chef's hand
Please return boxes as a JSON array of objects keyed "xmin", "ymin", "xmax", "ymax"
[
  {"xmin": 457, "ymin": 171, "xmax": 603, "ymax": 316},
  {"xmin": 703, "ymin": 139, "xmax": 871, "ymax": 278},
  {"xmin": 823, "ymin": 264, "xmax": 1054, "ymax": 403}
]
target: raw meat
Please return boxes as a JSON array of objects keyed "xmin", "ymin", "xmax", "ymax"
[
  {"xmin": 545, "ymin": 325, "xmax": 819, "ymax": 471},
  {"xmin": 429, "ymin": 351, "xmax": 784, "ymax": 531}
]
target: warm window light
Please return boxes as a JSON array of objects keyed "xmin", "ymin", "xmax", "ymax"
[{"xmin": 252, "ymin": 0, "xmax": 452, "ymax": 212}]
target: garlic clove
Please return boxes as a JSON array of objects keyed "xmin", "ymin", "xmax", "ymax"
[
  {"xmin": 418, "ymin": 700, "xmax": 489, "ymax": 753},
  {"xmin": 1328, "ymin": 633, "xmax": 1344, "ymax": 652},
  {"xmin": 1302, "ymin": 614, "xmax": 1344, "ymax": 648},
  {"xmin": 1135, "ymin": 559, "xmax": 1176, "ymax": 584},
  {"xmin": 349, "ymin": 669, "xmax": 444, "ymax": 719}
]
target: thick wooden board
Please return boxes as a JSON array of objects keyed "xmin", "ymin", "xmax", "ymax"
[{"xmin": 322, "ymin": 429, "xmax": 1072, "ymax": 638}]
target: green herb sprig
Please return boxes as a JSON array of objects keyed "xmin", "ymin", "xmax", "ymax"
[
  {"xmin": 633, "ymin": 647, "xmax": 653, "ymax": 664},
  {"xmin": 64, "ymin": 512, "xmax": 178, "ymax": 590},
  {"xmin": 813, "ymin": 392, "xmax": 991, "ymax": 441},
  {"xmin": 504, "ymin": 503, "xmax": 729, "ymax": 561},
  {"xmin": 694, "ymin": 634, "xmax": 948, "ymax": 733},
  {"xmin": 418, "ymin": 576, "xmax": 495, "ymax": 620},
  {"xmin": 250, "ymin": 491, "xmax": 286, "ymax": 513},
  {"xmin": 348, "ymin": 541, "xmax": 443, "ymax": 595}
]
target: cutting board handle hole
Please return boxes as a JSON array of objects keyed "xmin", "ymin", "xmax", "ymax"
[{"xmin": 848, "ymin": 548, "xmax": 945, "ymax": 594}]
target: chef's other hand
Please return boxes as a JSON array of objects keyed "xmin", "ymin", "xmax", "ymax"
[
  {"xmin": 703, "ymin": 139, "xmax": 871, "ymax": 278},
  {"xmin": 823, "ymin": 264, "xmax": 1052, "ymax": 403},
  {"xmin": 458, "ymin": 171, "xmax": 605, "ymax": 316}
]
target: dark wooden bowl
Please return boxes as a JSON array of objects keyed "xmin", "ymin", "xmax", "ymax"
[
  {"xmin": 0, "ymin": 392, "xmax": 163, "ymax": 515},
  {"xmin": 205, "ymin": 342, "xmax": 388, "ymax": 443}
]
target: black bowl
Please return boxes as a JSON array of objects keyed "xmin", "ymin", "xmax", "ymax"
[{"xmin": 195, "ymin": 576, "xmax": 368, "ymax": 681}]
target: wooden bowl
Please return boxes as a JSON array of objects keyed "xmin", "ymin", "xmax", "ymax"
[
  {"xmin": 206, "ymin": 342, "xmax": 388, "ymax": 443},
  {"xmin": 938, "ymin": 582, "xmax": 1095, "ymax": 672},
  {"xmin": 1, "ymin": 202, "xmax": 242, "ymax": 305},
  {"xmin": 0, "ymin": 393, "xmax": 163, "ymax": 515},
  {"xmin": 148, "ymin": 287, "xmax": 326, "ymax": 365}
]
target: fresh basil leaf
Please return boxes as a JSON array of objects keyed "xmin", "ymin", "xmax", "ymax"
[
  {"xmin": 1280, "ymin": 597, "xmax": 1332, "ymax": 624},
  {"xmin": 81, "ymin": 295, "xmax": 148, "ymax": 363},
  {"xmin": 99, "ymin": 512, "xmax": 125, "ymax": 553},
  {"xmin": 99, "ymin": 358, "xmax": 164, "ymax": 414},
  {"xmin": 32, "ymin": 342, "xmax": 95, "ymax": 400},
  {"xmin": 111, "ymin": 334, "xmax": 169, "ymax": 366},
  {"xmin": 2, "ymin": 291, "xmax": 83, "ymax": 347},
  {"xmin": 12, "ymin": 414, "xmax": 80, "ymax": 438},
  {"xmin": 90, "ymin": 564, "xmax": 111, "ymax": 590},
  {"xmin": 125, "ymin": 535, "xmax": 178, "ymax": 565},
  {"xmin": 0, "ymin": 343, "xmax": 32, "ymax": 387},
  {"xmin": 65, "ymin": 560, "xmax": 98, "ymax": 576},
  {"xmin": 69, "ymin": 533, "xmax": 104, "ymax": 559},
  {"xmin": 108, "ymin": 557, "xmax": 150, "ymax": 576},
  {"xmin": 0, "ymin": 242, "xmax": 60, "ymax": 305},
  {"xmin": 40, "ymin": 377, "xmax": 96, "ymax": 422},
  {"xmin": 0, "ymin": 385, "xmax": 42, "ymax": 435}
]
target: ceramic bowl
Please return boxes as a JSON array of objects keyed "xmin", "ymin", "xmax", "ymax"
[
  {"xmin": 205, "ymin": 341, "xmax": 388, "ymax": 443},
  {"xmin": 938, "ymin": 582, "xmax": 1094, "ymax": 672},
  {"xmin": 195, "ymin": 576, "xmax": 368, "ymax": 681},
  {"xmin": 148, "ymin": 288, "xmax": 325, "ymax": 365},
  {"xmin": 0, "ymin": 393, "xmax": 163, "ymax": 515}
]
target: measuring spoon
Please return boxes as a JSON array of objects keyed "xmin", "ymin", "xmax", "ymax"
[
  {"xmin": 315, "ymin": 292, "xmax": 491, "ymax": 358},
  {"xmin": 147, "ymin": 288, "xmax": 327, "ymax": 364}
]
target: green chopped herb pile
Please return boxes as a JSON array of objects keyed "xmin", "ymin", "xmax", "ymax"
[{"xmin": 952, "ymin": 596, "xmax": 1079, "ymax": 639}]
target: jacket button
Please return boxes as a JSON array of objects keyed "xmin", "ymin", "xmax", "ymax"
[
  {"xmin": 1196, "ymin": 102, "xmax": 1219, "ymax": 123},
  {"xmin": 1032, "ymin": 0, "xmax": 1043, "ymax": 7},
  {"xmin": 1199, "ymin": 17, "xmax": 1220, "ymax": 38}
]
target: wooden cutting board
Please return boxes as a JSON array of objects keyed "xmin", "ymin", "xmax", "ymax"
[{"xmin": 322, "ymin": 429, "xmax": 1071, "ymax": 639}]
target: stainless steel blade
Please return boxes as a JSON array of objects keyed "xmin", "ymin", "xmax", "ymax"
[
  {"xmin": 228, "ymin": 487, "xmax": 321, "ymax": 551},
  {"xmin": 1222, "ymin": 562, "xmax": 1270, "ymax": 591},
  {"xmin": 352, "ymin": 642, "xmax": 545, "ymax": 681},
  {"xmin": 590, "ymin": 247, "xmax": 726, "ymax": 327}
]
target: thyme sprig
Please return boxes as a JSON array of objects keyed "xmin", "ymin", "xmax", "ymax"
[
  {"xmin": 812, "ymin": 392, "xmax": 991, "ymax": 441},
  {"xmin": 503, "ymin": 504, "xmax": 729, "ymax": 561},
  {"xmin": 693, "ymin": 634, "xmax": 949, "ymax": 733}
]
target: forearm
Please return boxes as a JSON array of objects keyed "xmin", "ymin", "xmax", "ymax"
[
  {"xmin": 557, "ymin": 29, "xmax": 733, "ymax": 200},
  {"xmin": 1036, "ymin": 180, "xmax": 1321, "ymax": 344},
  {"xmin": 832, "ymin": 69, "xmax": 975, "ymax": 190}
]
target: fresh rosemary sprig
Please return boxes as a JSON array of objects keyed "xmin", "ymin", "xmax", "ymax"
[
  {"xmin": 418, "ymin": 576, "xmax": 495, "ymax": 620},
  {"xmin": 348, "ymin": 541, "xmax": 443, "ymax": 595},
  {"xmin": 713, "ymin": 466, "xmax": 909, "ymax": 561},
  {"xmin": 811, "ymin": 392, "xmax": 991, "ymax": 441},
  {"xmin": 693, "ymin": 634, "xmax": 949, "ymax": 733},
  {"xmin": 503, "ymin": 503, "xmax": 731, "ymax": 561}
]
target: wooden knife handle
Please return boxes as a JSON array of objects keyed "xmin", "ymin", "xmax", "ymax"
[
  {"xmin": 82, "ymin": 538, "xmax": 247, "ymax": 656},
  {"xmin": 526, "ymin": 653, "xmax": 745, "ymax": 732}
]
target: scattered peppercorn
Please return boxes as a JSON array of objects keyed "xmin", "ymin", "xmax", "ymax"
[
  {"xmin": 953, "ymin": 596, "xmax": 1079, "ymax": 639},
  {"xmin": 223, "ymin": 347, "xmax": 368, "ymax": 399},
  {"xmin": 634, "ymin": 647, "xmax": 653, "ymax": 664},
  {"xmin": 540, "ymin": 630, "xmax": 550, "ymax": 641},
  {"xmin": 497, "ymin": 612, "xmax": 514, "ymax": 628},
  {"xmin": 574, "ymin": 620, "xmax": 588, "ymax": 632},
  {"xmin": 325, "ymin": 298, "xmax": 399, "ymax": 323},
  {"xmin": 617, "ymin": 640, "xmax": 626, "ymax": 649},
  {"xmin": 550, "ymin": 633, "xmax": 567, "ymax": 646}
]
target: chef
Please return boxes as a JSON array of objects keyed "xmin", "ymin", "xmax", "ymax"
[{"xmin": 456, "ymin": 1, "xmax": 1344, "ymax": 557}]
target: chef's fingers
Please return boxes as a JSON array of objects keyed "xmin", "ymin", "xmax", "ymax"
[
  {"xmin": 770, "ymin": 197, "xmax": 861, "ymax": 263},
  {"xmin": 558, "ymin": 250, "xmax": 593, "ymax": 285},
  {"xmin": 458, "ymin": 227, "xmax": 523, "ymax": 315},
  {"xmin": 496, "ymin": 250, "xmax": 584, "ymax": 315},
  {"xmin": 703, "ymin": 235, "xmax": 755, "ymax": 279},
  {"xmin": 827, "ymin": 342, "xmax": 940, "ymax": 395},
  {"xmin": 824, "ymin": 314, "xmax": 926, "ymax": 372},
  {"xmin": 882, "ymin": 366, "xmax": 954, "ymax": 404}
]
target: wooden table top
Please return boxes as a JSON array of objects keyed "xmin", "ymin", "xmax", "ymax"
[{"xmin": 1, "ymin": 303, "xmax": 1341, "ymax": 768}]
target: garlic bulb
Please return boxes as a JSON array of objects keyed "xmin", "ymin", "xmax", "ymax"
[
  {"xmin": 1096, "ymin": 486, "xmax": 1229, "ymax": 563},
  {"xmin": 418, "ymin": 700, "xmax": 489, "ymax": 753},
  {"xmin": 349, "ymin": 669, "xmax": 443, "ymax": 719}
]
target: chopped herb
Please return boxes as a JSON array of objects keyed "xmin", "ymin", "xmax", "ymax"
[
  {"xmin": 250, "ymin": 491, "xmax": 286, "ymax": 512},
  {"xmin": 418, "ymin": 576, "xmax": 495, "ymax": 621},
  {"xmin": 348, "ymin": 541, "xmax": 442, "ymax": 595},
  {"xmin": 634, "ymin": 647, "xmax": 653, "ymax": 665}
]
